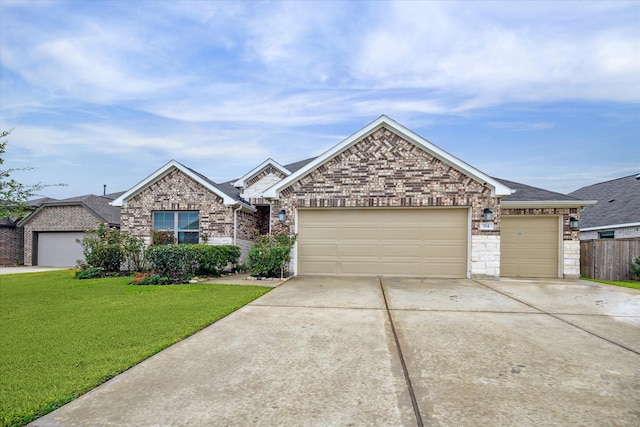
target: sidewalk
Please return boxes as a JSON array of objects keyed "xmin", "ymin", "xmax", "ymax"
[{"xmin": 0, "ymin": 266, "xmax": 69, "ymax": 275}]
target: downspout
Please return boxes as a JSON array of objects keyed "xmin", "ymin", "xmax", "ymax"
[{"xmin": 233, "ymin": 204, "xmax": 243, "ymax": 246}]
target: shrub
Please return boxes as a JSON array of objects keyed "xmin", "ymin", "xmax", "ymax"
[
  {"xmin": 144, "ymin": 244, "xmax": 241, "ymax": 280},
  {"xmin": 630, "ymin": 257, "xmax": 640, "ymax": 279},
  {"xmin": 151, "ymin": 230, "xmax": 175, "ymax": 246},
  {"xmin": 131, "ymin": 272, "xmax": 170, "ymax": 285},
  {"xmin": 247, "ymin": 232, "xmax": 296, "ymax": 278},
  {"xmin": 77, "ymin": 223, "xmax": 145, "ymax": 273},
  {"xmin": 75, "ymin": 268, "xmax": 103, "ymax": 279}
]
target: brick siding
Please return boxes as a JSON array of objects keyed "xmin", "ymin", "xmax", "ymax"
[
  {"xmin": 121, "ymin": 168, "xmax": 258, "ymax": 246},
  {"xmin": 272, "ymin": 127, "xmax": 500, "ymax": 233},
  {"xmin": 0, "ymin": 226, "xmax": 23, "ymax": 266}
]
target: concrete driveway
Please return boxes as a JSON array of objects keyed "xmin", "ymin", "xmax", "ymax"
[{"xmin": 31, "ymin": 277, "xmax": 640, "ymax": 426}]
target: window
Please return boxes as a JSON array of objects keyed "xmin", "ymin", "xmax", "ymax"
[
  {"xmin": 598, "ymin": 230, "xmax": 615, "ymax": 239},
  {"xmin": 153, "ymin": 211, "xmax": 199, "ymax": 244}
]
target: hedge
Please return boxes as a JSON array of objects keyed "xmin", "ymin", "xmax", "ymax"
[{"xmin": 144, "ymin": 244, "xmax": 240, "ymax": 278}]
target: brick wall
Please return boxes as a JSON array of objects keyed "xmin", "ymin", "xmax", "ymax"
[
  {"xmin": 121, "ymin": 169, "xmax": 258, "ymax": 252},
  {"xmin": 22, "ymin": 205, "xmax": 102, "ymax": 266},
  {"xmin": 272, "ymin": 127, "xmax": 500, "ymax": 234},
  {"xmin": 0, "ymin": 226, "xmax": 23, "ymax": 266}
]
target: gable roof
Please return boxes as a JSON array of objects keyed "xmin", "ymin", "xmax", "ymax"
[
  {"xmin": 232, "ymin": 158, "xmax": 291, "ymax": 188},
  {"xmin": 19, "ymin": 192, "xmax": 125, "ymax": 227},
  {"xmin": 263, "ymin": 115, "xmax": 514, "ymax": 199},
  {"xmin": 568, "ymin": 174, "xmax": 640, "ymax": 229},
  {"xmin": 110, "ymin": 160, "xmax": 254, "ymax": 211},
  {"xmin": 495, "ymin": 178, "xmax": 594, "ymax": 208}
]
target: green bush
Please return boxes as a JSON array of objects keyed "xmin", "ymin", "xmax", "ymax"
[
  {"xmin": 77, "ymin": 223, "xmax": 145, "ymax": 273},
  {"xmin": 151, "ymin": 229, "xmax": 175, "ymax": 245},
  {"xmin": 247, "ymin": 233, "xmax": 296, "ymax": 278},
  {"xmin": 144, "ymin": 244, "xmax": 241, "ymax": 280},
  {"xmin": 630, "ymin": 257, "xmax": 640, "ymax": 279},
  {"xmin": 75, "ymin": 268, "xmax": 103, "ymax": 279}
]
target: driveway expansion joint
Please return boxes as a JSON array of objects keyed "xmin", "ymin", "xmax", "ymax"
[
  {"xmin": 473, "ymin": 279, "xmax": 640, "ymax": 356},
  {"xmin": 379, "ymin": 277, "xmax": 424, "ymax": 427}
]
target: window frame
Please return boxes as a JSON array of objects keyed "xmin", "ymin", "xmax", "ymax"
[{"xmin": 152, "ymin": 211, "xmax": 200, "ymax": 244}]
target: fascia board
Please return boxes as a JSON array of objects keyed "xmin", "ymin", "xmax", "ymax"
[
  {"xmin": 232, "ymin": 158, "xmax": 292, "ymax": 188},
  {"xmin": 110, "ymin": 160, "xmax": 236, "ymax": 207},
  {"xmin": 264, "ymin": 115, "xmax": 512, "ymax": 199},
  {"xmin": 501, "ymin": 200, "xmax": 598, "ymax": 208},
  {"xmin": 581, "ymin": 222, "xmax": 640, "ymax": 232}
]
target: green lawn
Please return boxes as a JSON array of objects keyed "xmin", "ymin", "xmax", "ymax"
[
  {"xmin": 0, "ymin": 270, "xmax": 271, "ymax": 427},
  {"xmin": 583, "ymin": 278, "xmax": 640, "ymax": 290}
]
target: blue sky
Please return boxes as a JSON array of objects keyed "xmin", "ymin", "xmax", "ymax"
[{"xmin": 1, "ymin": 0, "xmax": 638, "ymax": 200}]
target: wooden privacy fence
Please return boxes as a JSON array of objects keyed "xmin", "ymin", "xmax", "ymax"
[{"xmin": 580, "ymin": 238, "xmax": 640, "ymax": 281}]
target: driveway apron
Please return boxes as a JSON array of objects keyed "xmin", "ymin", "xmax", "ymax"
[{"xmin": 31, "ymin": 277, "xmax": 640, "ymax": 426}]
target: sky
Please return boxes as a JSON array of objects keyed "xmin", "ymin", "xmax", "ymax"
[{"xmin": 1, "ymin": 0, "xmax": 638, "ymax": 200}]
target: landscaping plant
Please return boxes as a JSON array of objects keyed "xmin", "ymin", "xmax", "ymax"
[
  {"xmin": 630, "ymin": 257, "xmax": 640, "ymax": 280},
  {"xmin": 143, "ymin": 244, "xmax": 241, "ymax": 282},
  {"xmin": 76, "ymin": 222, "xmax": 145, "ymax": 275},
  {"xmin": 247, "ymin": 232, "xmax": 297, "ymax": 278}
]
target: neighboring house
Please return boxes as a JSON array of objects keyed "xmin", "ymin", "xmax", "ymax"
[
  {"xmin": 569, "ymin": 174, "xmax": 640, "ymax": 240},
  {"xmin": 19, "ymin": 192, "xmax": 124, "ymax": 267},
  {"xmin": 113, "ymin": 115, "xmax": 592, "ymax": 279},
  {"xmin": 0, "ymin": 197, "xmax": 53, "ymax": 266}
]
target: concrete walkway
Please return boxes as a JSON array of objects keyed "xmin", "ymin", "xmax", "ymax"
[
  {"xmin": 0, "ymin": 266, "xmax": 69, "ymax": 274},
  {"xmin": 31, "ymin": 277, "xmax": 640, "ymax": 426}
]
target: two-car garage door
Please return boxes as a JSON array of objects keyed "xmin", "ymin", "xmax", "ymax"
[{"xmin": 297, "ymin": 208, "xmax": 468, "ymax": 277}]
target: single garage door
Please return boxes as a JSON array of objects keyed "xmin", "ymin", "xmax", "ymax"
[
  {"xmin": 37, "ymin": 232, "xmax": 87, "ymax": 267},
  {"xmin": 298, "ymin": 208, "xmax": 468, "ymax": 277},
  {"xmin": 501, "ymin": 216, "xmax": 559, "ymax": 278}
]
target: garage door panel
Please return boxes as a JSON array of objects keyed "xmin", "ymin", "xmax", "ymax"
[
  {"xmin": 340, "ymin": 227, "xmax": 379, "ymax": 240},
  {"xmin": 298, "ymin": 208, "xmax": 468, "ymax": 278},
  {"xmin": 37, "ymin": 232, "xmax": 87, "ymax": 267},
  {"xmin": 299, "ymin": 244, "xmax": 338, "ymax": 257},
  {"xmin": 339, "ymin": 244, "xmax": 379, "ymax": 257},
  {"xmin": 501, "ymin": 216, "xmax": 559, "ymax": 278}
]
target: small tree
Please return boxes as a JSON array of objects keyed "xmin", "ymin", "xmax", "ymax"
[{"xmin": 1, "ymin": 129, "xmax": 65, "ymax": 218}]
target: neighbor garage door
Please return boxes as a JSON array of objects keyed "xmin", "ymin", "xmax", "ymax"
[
  {"xmin": 501, "ymin": 216, "xmax": 559, "ymax": 278},
  {"xmin": 297, "ymin": 208, "xmax": 468, "ymax": 277},
  {"xmin": 37, "ymin": 232, "xmax": 87, "ymax": 267}
]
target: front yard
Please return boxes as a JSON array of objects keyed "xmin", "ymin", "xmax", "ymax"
[{"xmin": 0, "ymin": 270, "xmax": 271, "ymax": 427}]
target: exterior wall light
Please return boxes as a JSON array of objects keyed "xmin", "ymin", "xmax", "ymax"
[
  {"xmin": 483, "ymin": 208, "xmax": 493, "ymax": 221},
  {"xmin": 569, "ymin": 217, "xmax": 579, "ymax": 230},
  {"xmin": 278, "ymin": 209, "xmax": 286, "ymax": 223}
]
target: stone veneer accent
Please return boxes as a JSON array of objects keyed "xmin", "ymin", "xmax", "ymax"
[
  {"xmin": 471, "ymin": 235, "xmax": 500, "ymax": 279},
  {"xmin": 22, "ymin": 205, "xmax": 103, "ymax": 266},
  {"xmin": 563, "ymin": 240, "xmax": 580, "ymax": 279},
  {"xmin": 0, "ymin": 226, "xmax": 23, "ymax": 266},
  {"xmin": 271, "ymin": 127, "xmax": 500, "ymax": 237},
  {"xmin": 121, "ymin": 169, "xmax": 258, "ymax": 259}
]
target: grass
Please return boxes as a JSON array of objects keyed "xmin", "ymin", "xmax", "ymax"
[
  {"xmin": 0, "ymin": 270, "xmax": 271, "ymax": 427},
  {"xmin": 583, "ymin": 278, "xmax": 640, "ymax": 290}
]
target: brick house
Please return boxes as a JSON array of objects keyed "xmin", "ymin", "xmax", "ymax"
[
  {"xmin": 19, "ymin": 192, "xmax": 123, "ymax": 266},
  {"xmin": 112, "ymin": 115, "xmax": 592, "ymax": 279}
]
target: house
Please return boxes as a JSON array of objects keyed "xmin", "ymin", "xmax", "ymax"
[
  {"xmin": 569, "ymin": 174, "xmax": 640, "ymax": 240},
  {"xmin": 113, "ymin": 115, "xmax": 592, "ymax": 279},
  {"xmin": 19, "ymin": 192, "xmax": 124, "ymax": 267},
  {"xmin": 0, "ymin": 197, "xmax": 53, "ymax": 266}
]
